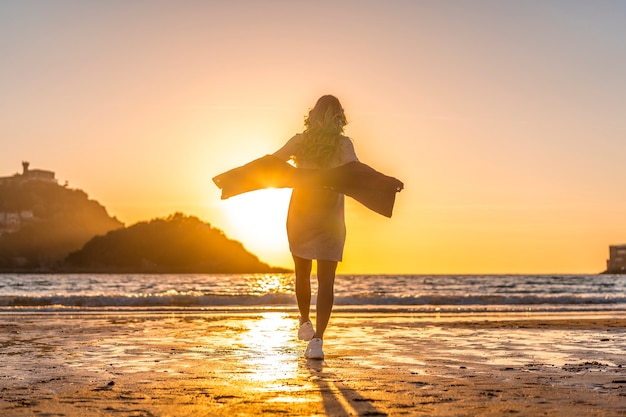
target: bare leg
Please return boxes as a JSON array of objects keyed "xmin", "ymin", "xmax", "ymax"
[
  {"xmin": 314, "ymin": 260, "xmax": 338, "ymax": 339},
  {"xmin": 293, "ymin": 255, "xmax": 312, "ymax": 324}
]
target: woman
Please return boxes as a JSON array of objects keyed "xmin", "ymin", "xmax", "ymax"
[{"xmin": 273, "ymin": 95, "xmax": 358, "ymax": 359}]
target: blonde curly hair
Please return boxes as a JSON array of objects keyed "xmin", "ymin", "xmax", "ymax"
[{"xmin": 295, "ymin": 95, "xmax": 348, "ymax": 167}]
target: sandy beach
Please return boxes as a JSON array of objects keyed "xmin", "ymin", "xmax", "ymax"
[{"xmin": 0, "ymin": 309, "xmax": 624, "ymax": 416}]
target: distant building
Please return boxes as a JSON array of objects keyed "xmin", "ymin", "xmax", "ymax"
[
  {"xmin": 0, "ymin": 161, "xmax": 56, "ymax": 184},
  {"xmin": 0, "ymin": 210, "xmax": 34, "ymax": 235},
  {"xmin": 4, "ymin": 212, "xmax": 21, "ymax": 233},
  {"xmin": 0, "ymin": 162, "xmax": 54, "ymax": 235},
  {"xmin": 606, "ymin": 245, "xmax": 626, "ymax": 273},
  {"xmin": 20, "ymin": 161, "xmax": 56, "ymax": 182}
]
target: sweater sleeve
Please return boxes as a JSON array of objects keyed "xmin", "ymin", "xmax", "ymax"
[
  {"xmin": 338, "ymin": 137, "xmax": 359, "ymax": 164},
  {"xmin": 272, "ymin": 134, "xmax": 301, "ymax": 162}
]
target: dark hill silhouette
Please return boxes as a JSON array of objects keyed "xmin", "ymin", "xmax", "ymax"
[
  {"xmin": 64, "ymin": 213, "xmax": 287, "ymax": 273},
  {"xmin": 0, "ymin": 178, "xmax": 123, "ymax": 270}
]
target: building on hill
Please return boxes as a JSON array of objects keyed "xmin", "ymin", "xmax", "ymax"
[
  {"xmin": 0, "ymin": 161, "xmax": 56, "ymax": 184},
  {"xmin": 0, "ymin": 211, "xmax": 35, "ymax": 236},
  {"xmin": 20, "ymin": 161, "xmax": 56, "ymax": 183},
  {"xmin": 606, "ymin": 245, "xmax": 626, "ymax": 274},
  {"xmin": 0, "ymin": 161, "xmax": 55, "ymax": 236}
]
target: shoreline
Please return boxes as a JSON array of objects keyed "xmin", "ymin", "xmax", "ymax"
[
  {"xmin": 1, "ymin": 311, "xmax": 625, "ymax": 416},
  {"xmin": 1, "ymin": 304, "xmax": 625, "ymax": 315}
]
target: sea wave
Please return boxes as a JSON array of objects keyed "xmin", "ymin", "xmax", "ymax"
[{"xmin": 1, "ymin": 293, "xmax": 624, "ymax": 309}]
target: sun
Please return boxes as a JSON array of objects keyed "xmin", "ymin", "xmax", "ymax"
[{"xmin": 221, "ymin": 188, "xmax": 292, "ymax": 255}]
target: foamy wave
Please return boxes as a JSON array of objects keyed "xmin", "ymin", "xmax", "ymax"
[
  {"xmin": 1, "ymin": 293, "xmax": 625, "ymax": 308},
  {"xmin": 335, "ymin": 294, "xmax": 626, "ymax": 306}
]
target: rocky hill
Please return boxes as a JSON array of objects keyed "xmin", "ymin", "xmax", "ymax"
[
  {"xmin": 0, "ymin": 173, "xmax": 123, "ymax": 270},
  {"xmin": 0, "ymin": 163, "xmax": 285, "ymax": 273},
  {"xmin": 64, "ymin": 213, "xmax": 286, "ymax": 273}
]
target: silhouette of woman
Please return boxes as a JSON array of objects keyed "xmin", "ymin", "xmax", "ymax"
[{"xmin": 273, "ymin": 95, "xmax": 358, "ymax": 359}]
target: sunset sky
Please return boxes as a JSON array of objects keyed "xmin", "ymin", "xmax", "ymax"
[{"xmin": 2, "ymin": 1, "xmax": 625, "ymax": 274}]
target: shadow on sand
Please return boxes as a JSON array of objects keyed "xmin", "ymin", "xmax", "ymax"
[{"xmin": 302, "ymin": 358, "xmax": 388, "ymax": 416}]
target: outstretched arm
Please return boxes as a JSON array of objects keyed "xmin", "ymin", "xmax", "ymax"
[{"xmin": 272, "ymin": 134, "xmax": 301, "ymax": 161}]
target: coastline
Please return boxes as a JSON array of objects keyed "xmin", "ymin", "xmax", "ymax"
[{"xmin": 1, "ymin": 310, "xmax": 624, "ymax": 416}]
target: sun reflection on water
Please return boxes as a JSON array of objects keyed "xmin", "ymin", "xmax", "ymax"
[{"xmin": 245, "ymin": 274, "xmax": 294, "ymax": 296}]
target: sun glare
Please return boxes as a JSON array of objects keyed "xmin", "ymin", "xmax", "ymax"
[
  {"xmin": 238, "ymin": 313, "xmax": 298, "ymax": 383},
  {"xmin": 222, "ymin": 188, "xmax": 292, "ymax": 253}
]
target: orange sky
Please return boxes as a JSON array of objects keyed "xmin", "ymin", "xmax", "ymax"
[{"xmin": 2, "ymin": 1, "xmax": 626, "ymax": 274}]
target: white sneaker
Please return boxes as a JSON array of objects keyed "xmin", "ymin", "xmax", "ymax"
[
  {"xmin": 298, "ymin": 320, "xmax": 315, "ymax": 341},
  {"xmin": 305, "ymin": 338, "xmax": 324, "ymax": 359}
]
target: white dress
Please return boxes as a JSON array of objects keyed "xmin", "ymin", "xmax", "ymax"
[{"xmin": 274, "ymin": 134, "xmax": 358, "ymax": 261}]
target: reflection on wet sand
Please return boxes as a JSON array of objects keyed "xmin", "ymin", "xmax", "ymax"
[
  {"xmin": 0, "ymin": 311, "xmax": 624, "ymax": 416},
  {"xmin": 234, "ymin": 312, "xmax": 387, "ymax": 415},
  {"xmin": 237, "ymin": 312, "xmax": 299, "ymax": 383}
]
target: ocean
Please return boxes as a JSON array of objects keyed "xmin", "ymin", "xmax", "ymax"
[{"xmin": 0, "ymin": 273, "xmax": 624, "ymax": 313}]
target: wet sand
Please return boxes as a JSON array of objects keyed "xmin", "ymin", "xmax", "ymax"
[{"xmin": 0, "ymin": 310, "xmax": 625, "ymax": 416}]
